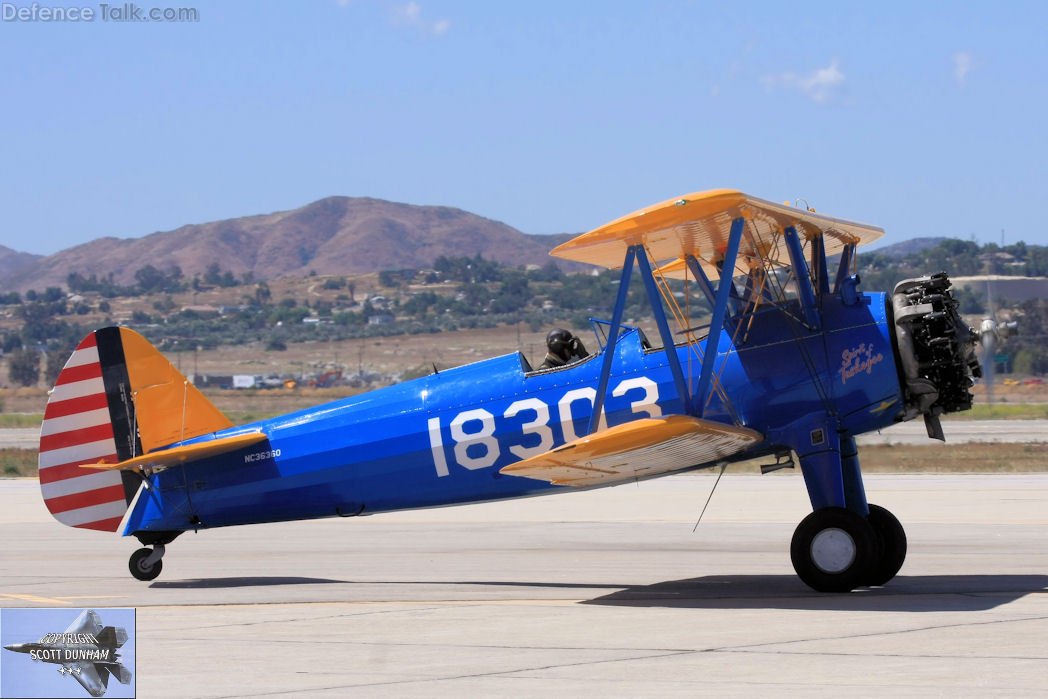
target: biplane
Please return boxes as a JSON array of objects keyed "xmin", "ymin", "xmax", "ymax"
[{"xmin": 37, "ymin": 189, "xmax": 981, "ymax": 592}]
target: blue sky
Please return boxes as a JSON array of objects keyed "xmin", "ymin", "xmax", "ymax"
[
  {"xmin": 0, "ymin": 0, "xmax": 1045, "ymax": 256},
  {"xmin": 1, "ymin": 608, "xmax": 135, "ymax": 698}
]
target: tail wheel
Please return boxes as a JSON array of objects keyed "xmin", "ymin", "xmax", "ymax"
[
  {"xmin": 129, "ymin": 547, "xmax": 163, "ymax": 581},
  {"xmin": 865, "ymin": 504, "xmax": 907, "ymax": 586},
  {"xmin": 791, "ymin": 507, "xmax": 876, "ymax": 593}
]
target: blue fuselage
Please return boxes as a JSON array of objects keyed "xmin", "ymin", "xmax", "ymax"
[{"xmin": 124, "ymin": 292, "xmax": 904, "ymax": 535}]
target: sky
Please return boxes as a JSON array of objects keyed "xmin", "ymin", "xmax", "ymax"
[
  {"xmin": 0, "ymin": 0, "xmax": 1046, "ymax": 257},
  {"xmin": 1, "ymin": 608, "xmax": 136, "ymax": 698}
]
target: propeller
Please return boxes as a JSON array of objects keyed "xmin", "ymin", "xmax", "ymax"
[{"xmin": 978, "ymin": 281, "xmax": 1018, "ymax": 405}]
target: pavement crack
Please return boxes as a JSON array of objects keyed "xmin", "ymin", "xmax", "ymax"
[
  {"xmin": 204, "ymin": 648, "xmax": 701, "ymax": 698},
  {"xmin": 710, "ymin": 614, "xmax": 1048, "ymax": 653}
]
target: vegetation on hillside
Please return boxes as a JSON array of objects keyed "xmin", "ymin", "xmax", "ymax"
[{"xmin": 3, "ymin": 237, "xmax": 1048, "ymax": 387}]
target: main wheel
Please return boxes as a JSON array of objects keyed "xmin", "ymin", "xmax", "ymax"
[
  {"xmin": 129, "ymin": 548, "xmax": 163, "ymax": 581},
  {"xmin": 791, "ymin": 507, "xmax": 876, "ymax": 593},
  {"xmin": 865, "ymin": 503, "xmax": 907, "ymax": 586}
]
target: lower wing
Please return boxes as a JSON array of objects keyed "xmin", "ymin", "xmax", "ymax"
[{"xmin": 499, "ymin": 414, "xmax": 762, "ymax": 487}]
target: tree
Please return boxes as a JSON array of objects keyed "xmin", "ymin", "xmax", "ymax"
[
  {"xmin": 134, "ymin": 265, "xmax": 183, "ymax": 294},
  {"xmin": 254, "ymin": 282, "xmax": 272, "ymax": 307},
  {"xmin": 44, "ymin": 347, "xmax": 68, "ymax": 386},
  {"xmin": 135, "ymin": 265, "xmax": 168, "ymax": 293},
  {"xmin": 8, "ymin": 348, "xmax": 40, "ymax": 387},
  {"xmin": 204, "ymin": 263, "xmax": 223, "ymax": 286}
]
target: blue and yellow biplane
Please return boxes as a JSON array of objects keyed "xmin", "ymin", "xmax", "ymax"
[{"xmin": 37, "ymin": 190, "xmax": 980, "ymax": 592}]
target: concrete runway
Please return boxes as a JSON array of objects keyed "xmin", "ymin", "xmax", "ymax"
[
  {"xmin": 0, "ymin": 473, "xmax": 1046, "ymax": 697},
  {"xmin": 856, "ymin": 418, "xmax": 1048, "ymax": 445}
]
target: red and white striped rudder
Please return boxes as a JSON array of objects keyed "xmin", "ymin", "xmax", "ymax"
[{"xmin": 38, "ymin": 330, "xmax": 140, "ymax": 532}]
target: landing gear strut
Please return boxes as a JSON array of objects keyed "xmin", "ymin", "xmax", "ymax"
[{"xmin": 129, "ymin": 545, "xmax": 165, "ymax": 581}]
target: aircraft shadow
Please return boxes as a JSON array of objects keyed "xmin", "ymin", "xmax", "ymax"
[
  {"xmin": 581, "ymin": 574, "xmax": 1048, "ymax": 612},
  {"xmin": 151, "ymin": 576, "xmax": 345, "ymax": 588},
  {"xmin": 148, "ymin": 574, "xmax": 1047, "ymax": 612},
  {"xmin": 150, "ymin": 577, "xmax": 626, "ymax": 590}
]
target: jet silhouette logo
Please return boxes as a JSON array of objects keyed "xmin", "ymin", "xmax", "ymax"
[{"xmin": 1, "ymin": 608, "xmax": 135, "ymax": 698}]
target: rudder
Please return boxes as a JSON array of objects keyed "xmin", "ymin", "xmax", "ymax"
[{"xmin": 39, "ymin": 327, "xmax": 232, "ymax": 532}]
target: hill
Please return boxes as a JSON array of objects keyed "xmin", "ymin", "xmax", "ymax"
[
  {"xmin": 0, "ymin": 245, "xmax": 41, "ymax": 280},
  {"xmin": 0, "ymin": 197, "xmax": 577, "ymax": 292},
  {"xmin": 869, "ymin": 236, "xmax": 948, "ymax": 258}
]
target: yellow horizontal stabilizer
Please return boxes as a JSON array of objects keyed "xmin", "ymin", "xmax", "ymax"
[
  {"xmin": 499, "ymin": 415, "xmax": 761, "ymax": 487},
  {"xmin": 83, "ymin": 432, "xmax": 268, "ymax": 473},
  {"xmin": 552, "ymin": 189, "xmax": 884, "ymax": 273}
]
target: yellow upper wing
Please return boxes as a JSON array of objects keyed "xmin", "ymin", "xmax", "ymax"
[
  {"xmin": 552, "ymin": 189, "xmax": 883, "ymax": 274},
  {"xmin": 499, "ymin": 415, "xmax": 761, "ymax": 487}
]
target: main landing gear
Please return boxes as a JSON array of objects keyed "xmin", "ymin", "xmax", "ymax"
[
  {"xmin": 790, "ymin": 503, "xmax": 907, "ymax": 592},
  {"xmin": 782, "ymin": 421, "xmax": 907, "ymax": 592}
]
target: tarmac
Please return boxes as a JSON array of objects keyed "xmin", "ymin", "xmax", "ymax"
[{"xmin": 0, "ymin": 473, "xmax": 1046, "ymax": 697}]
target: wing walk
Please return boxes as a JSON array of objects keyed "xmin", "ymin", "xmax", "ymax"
[{"xmin": 500, "ymin": 414, "xmax": 762, "ymax": 487}]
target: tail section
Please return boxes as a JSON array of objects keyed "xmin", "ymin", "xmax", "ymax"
[
  {"xmin": 39, "ymin": 327, "xmax": 233, "ymax": 532},
  {"xmin": 96, "ymin": 625, "xmax": 128, "ymax": 649}
]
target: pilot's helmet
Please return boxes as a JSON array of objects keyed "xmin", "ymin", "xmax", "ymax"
[{"xmin": 546, "ymin": 328, "xmax": 574, "ymax": 358}]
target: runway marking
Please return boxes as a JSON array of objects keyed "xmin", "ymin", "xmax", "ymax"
[
  {"xmin": 55, "ymin": 595, "xmax": 127, "ymax": 601},
  {"xmin": 0, "ymin": 593, "xmax": 127, "ymax": 606},
  {"xmin": 0, "ymin": 593, "xmax": 72, "ymax": 605}
]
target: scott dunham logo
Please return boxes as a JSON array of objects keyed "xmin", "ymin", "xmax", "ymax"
[{"xmin": 1, "ymin": 608, "xmax": 135, "ymax": 698}]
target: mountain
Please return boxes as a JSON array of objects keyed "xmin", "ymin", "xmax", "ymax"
[
  {"xmin": 869, "ymin": 236, "xmax": 949, "ymax": 258},
  {"xmin": 0, "ymin": 197, "xmax": 578, "ymax": 292},
  {"xmin": 0, "ymin": 245, "xmax": 42, "ymax": 282}
]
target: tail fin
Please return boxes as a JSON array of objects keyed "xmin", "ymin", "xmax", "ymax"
[
  {"xmin": 98, "ymin": 661, "xmax": 133, "ymax": 685},
  {"xmin": 39, "ymin": 327, "xmax": 232, "ymax": 532},
  {"xmin": 96, "ymin": 626, "xmax": 128, "ymax": 648}
]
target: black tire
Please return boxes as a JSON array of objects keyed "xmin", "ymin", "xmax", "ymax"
[
  {"xmin": 791, "ymin": 507, "xmax": 876, "ymax": 593},
  {"xmin": 865, "ymin": 503, "xmax": 907, "ymax": 586},
  {"xmin": 129, "ymin": 547, "xmax": 163, "ymax": 581}
]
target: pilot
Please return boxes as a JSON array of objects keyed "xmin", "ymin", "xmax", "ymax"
[{"xmin": 538, "ymin": 328, "xmax": 589, "ymax": 370}]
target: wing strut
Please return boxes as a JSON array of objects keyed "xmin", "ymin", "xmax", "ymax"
[
  {"xmin": 588, "ymin": 216, "xmax": 745, "ymax": 428},
  {"xmin": 588, "ymin": 246, "xmax": 637, "ymax": 435},
  {"xmin": 833, "ymin": 242, "xmax": 855, "ymax": 293},
  {"xmin": 637, "ymin": 247, "xmax": 692, "ymax": 415},
  {"xmin": 685, "ymin": 255, "xmax": 717, "ymax": 307},
  {"xmin": 783, "ymin": 225, "xmax": 821, "ymax": 330},
  {"xmin": 694, "ymin": 217, "xmax": 744, "ymax": 417},
  {"xmin": 811, "ymin": 233, "xmax": 829, "ymax": 296}
]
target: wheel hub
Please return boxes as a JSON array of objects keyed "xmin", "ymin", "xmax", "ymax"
[{"xmin": 810, "ymin": 527, "xmax": 856, "ymax": 573}]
